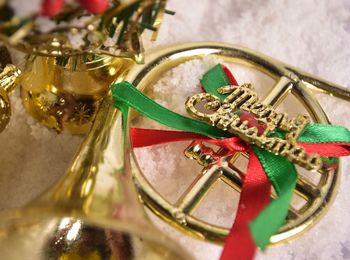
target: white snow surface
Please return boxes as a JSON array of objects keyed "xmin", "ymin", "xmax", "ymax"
[{"xmin": 1, "ymin": 1, "xmax": 350, "ymax": 259}]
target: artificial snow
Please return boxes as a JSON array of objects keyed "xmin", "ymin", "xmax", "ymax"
[{"xmin": 0, "ymin": 1, "xmax": 350, "ymax": 259}]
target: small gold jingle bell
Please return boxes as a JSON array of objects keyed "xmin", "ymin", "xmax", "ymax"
[
  {"xmin": 0, "ymin": 46, "xmax": 20, "ymax": 133},
  {"xmin": 21, "ymin": 54, "xmax": 134, "ymax": 134}
]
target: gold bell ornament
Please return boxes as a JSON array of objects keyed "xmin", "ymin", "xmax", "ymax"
[
  {"xmin": 20, "ymin": 54, "xmax": 133, "ymax": 134},
  {"xmin": 0, "ymin": 0, "xmax": 170, "ymax": 133}
]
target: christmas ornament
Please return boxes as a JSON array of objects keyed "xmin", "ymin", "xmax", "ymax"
[
  {"xmin": 0, "ymin": 0, "xmax": 170, "ymax": 61},
  {"xmin": 110, "ymin": 42, "xmax": 350, "ymax": 259},
  {"xmin": 0, "ymin": 88, "xmax": 192, "ymax": 259},
  {"xmin": 0, "ymin": 0, "xmax": 171, "ymax": 133},
  {"xmin": 20, "ymin": 55, "xmax": 133, "ymax": 133}
]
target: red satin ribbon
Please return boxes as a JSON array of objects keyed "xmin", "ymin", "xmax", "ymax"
[
  {"xmin": 41, "ymin": 0, "xmax": 108, "ymax": 16},
  {"xmin": 220, "ymin": 149, "xmax": 271, "ymax": 260},
  {"xmin": 130, "ymin": 127, "xmax": 270, "ymax": 260},
  {"xmin": 131, "ymin": 128, "xmax": 246, "ymax": 151},
  {"xmin": 217, "ymin": 65, "xmax": 270, "ymax": 260},
  {"xmin": 130, "ymin": 127, "xmax": 350, "ymax": 260},
  {"xmin": 300, "ymin": 142, "xmax": 350, "ymax": 156},
  {"xmin": 131, "ymin": 65, "xmax": 272, "ymax": 260},
  {"xmin": 129, "ymin": 65, "xmax": 350, "ymax": 260}
]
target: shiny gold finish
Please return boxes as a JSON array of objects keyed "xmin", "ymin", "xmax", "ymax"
[
  {"xmin": 1, "ymin": 42, "xmax": 345, "ymax": 257},
  {"xmin": 149, "ymin": 0, "xmax": 167, "ymax": 41},
  {"xmin": 21, "ymin": 55, "xmax": 134, "ymax": 134},
  {"xmin": 1, "ymin": 0, "xmax": 169, "ymax": 133},
  {"xmin": 186, "ymin": 83, "xmax": 323, "ymax": 172},
  {"xmin": 0, "ymin": 94, "xmax": 192, "ymax": 259},
  {"xmin": 0, "ymin": 64, "xmax": 21, "ymax": 132},
  {"xmin": 0, "ymin": 0, "xmax": 168, "ymax": 61},
  {"xmin": 120, "ymin": 42, "xmax": 348, "ymax": 246}
]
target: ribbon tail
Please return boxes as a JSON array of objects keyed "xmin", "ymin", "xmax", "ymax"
[
  {"xmin": 220, "ymin": 148, "xmax": 271, "ymax": 260},
  {"xmin": 249, "ymin": 180, "xmax": 295, "ymax": 248},
  {"xmin": 298, "ymin": 123, "xmax": 350, "ymax": 156},
  {"xmin": 131, "ymin": 128, "xmax": 247, "ymax": 152},
  {"xmin": 250, "ymin": 146, "xmax": 298, "ymax": 249},
  {"xmin": 299, "ymin": 142, "xmax": 350, "ymax": 156},
  {"xmin": 130, "ymin": 128, "xmax": 210, "ymax": 147}
]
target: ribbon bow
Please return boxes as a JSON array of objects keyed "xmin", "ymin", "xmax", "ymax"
[{"xmin": 111, "ymin": 64, "xmax": 350, "ymax": 260}]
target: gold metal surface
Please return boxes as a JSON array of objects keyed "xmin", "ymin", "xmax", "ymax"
[
  {"xmin": 186, "ymin": 83, "xmax": 323, "ymax": 172},
  {"xmin": 120, "ymin": 42, "xmax": 348, "ymax": 246},
  {"xmin": 1, "ymin": 42, "xmax": 345, "ymax": 257},
  {"xmin": 0, "ymin": 92, "xmax": 192, "ymax": 259},
  {"xmin": 1, "ymin": 0, "xmax": 170, "ymax": 133},
  {"xmin": 0, "ymin": 0, "xmax": 168, "ymax": 61},
  {"xmin": 20, "ymin": 55, "xmax": 134, "ymax": 134},
  {"xmin": 0, "ymin": 64, "xmax": 21, "ymax": 132}
]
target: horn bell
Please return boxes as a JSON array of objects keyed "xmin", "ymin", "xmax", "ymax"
[{"xmin": 0, "ymin": 95, "xmax": 192, "ymax": 260}]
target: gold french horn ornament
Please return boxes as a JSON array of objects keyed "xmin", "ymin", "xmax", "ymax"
[
  {"xmin": 120, "ymin": 42, "xmax": 349, "ymax": 247},
  {"xmin": 0, "ymin": 42, "xmax": 348, "ymax": 260}
]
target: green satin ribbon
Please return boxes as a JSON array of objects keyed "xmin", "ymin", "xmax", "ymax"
[
  {"xmin": 299, "ymin": 123, "xmax": 350, "ymax": 143},
  {"xmin": 201, "ymin": 64, "xmax": 231, "ymax": 100},
  {"xmin": 111, "ymin": 67, "xmax": 350, "ymax": 249},
  {"xmin": 200, "ymin": 65, "xmax": 298, "ymax": 249},
  {"xmin": 199, "ymin": 65, "xmax": 350, "ymax": 248},
  {"xmin": 250, "ymin": 147, "xmax": 297, "ymax": 248},
  {"xmin": 112, "ymin": 81, "xmax": 230, "ymax": 139}
]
